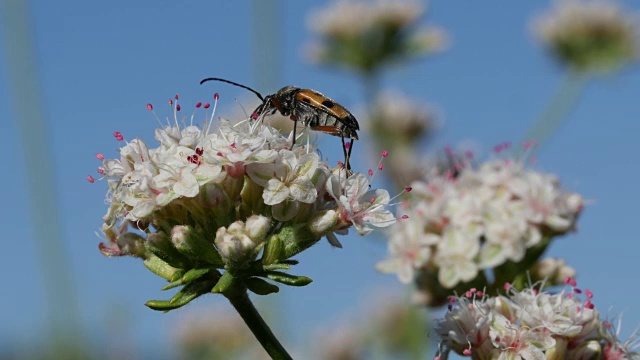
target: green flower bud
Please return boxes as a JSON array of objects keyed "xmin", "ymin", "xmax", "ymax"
[{"xmin": 171, "ymin": 225, "xmax": 223, "ymax": 266}]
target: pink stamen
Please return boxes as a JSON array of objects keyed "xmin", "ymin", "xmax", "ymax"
[
  {"xmin": 585, "ymin": 289, "xmax": 593, "ymax": 299},
  {"xmin": 214, "ymin": 93, "xmax": 219, "ymax": 100},
  {"xmin": 368, "ymin": 169, "xmax": 373, "ymax": 176},
  {"xmin": 96, "ymin": 153, "xmax": 104, "ymax": 160},
  {"xmin": 369, "ymin": 198, "xmax": 375, "ymax": 204},
  {"xmin": 449, "ymin": 297, "xmax": 456, "ymax": 303},
  {"xmin": 463, "ymin": 349, "xmax": 472, "ymax": 356},
  {"xmin": 168, "ymin": 99, "xmax": 173, "ymax": 105},
  {"xmin": 469, "ymin": 288, "xmax": 477, "ymax": 293},
  {"xmin": 176, "ymin": 104, "xmax": 181, "ymax": 111},
  {"xmin": 175, "ymin": 94, "xmax": 179, "ymax": 100},
  {"xmin": 504, "ymin": 282, "xmax": 511, "ymax": 291},
  {"xmin": 345, "ymin": 142, "xmax": 351, "ymax": 149},
  {"xmin": 447, "ymin": 304, "xmax": 452, "ymax": 311},
  {"xmin": 584, "ymin": 300, "xmax": 594, "ymax": 309},
  {"xmin": 574, "ymin": 288, "xmax": 582, "ymax": 294},
  {"xmin": 337, "ymin": 160, "xmax": 345, "ymax": 167},
  {"xmin": 567, "ymin": 293, "xmax": 574, "ymax": 298},
  {"xmin": 86, "ymin": 175, "xmax": 95, "ymax": 183},
  {"xmin": 465, "ymin": 291, "xmax": 472, "ymax": 298},
  {"xmin": 476, "ymin": 291, "xmax": 483, "ymax": 297},
  {"xmin": 405, "ymin": 187, "xmax": 412, "ymax": 192},
  {"xmin": 146, "ymin": 104, "xmax": 153, "ymax": 111},
  {"xmin": 381, "ymin": 150, "xmax": 388, "ymax": 157},
  {"xmin": 113, "ymin": 132, "xmax": 124, "ymax": 141},
  {"xmin": 97, "ymin": 168, "xmax": 104, "ymax": 174},
  {"xmin": 204, "ymin": 103, "xmax": 211, "ymax": 109},
  {"xmin": 196, "ymin": 102, "xmax": 202, "ymax": 108},
  {"xmin": 401, "ymin": 215, "xmax": 409, "ymax": 219},
  {"xmin": 251, "ymin": 112, "xmax": 259, "ymax": 120},
  {"xmin": 378, "ymin": 164, "xmax": 384, "ymax": 170}
]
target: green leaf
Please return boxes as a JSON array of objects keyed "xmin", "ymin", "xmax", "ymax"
[
  {"xmin": 245, "ymin": 277, "xmax": 280, "ymax": 296},
  {"xmin": 160, "ymin": 268, "xmax": 213, "ymax": 291},
  {"xmin": 266, "ymin": 271, "xmax": 313, "ymax": 287},
  {"xmin": 263, "ymin": 263, "xmax": 291, "ymax": 271},
  {"xmin": 143, "ymin": 256, "xmax": 182, "ymax": 281}
]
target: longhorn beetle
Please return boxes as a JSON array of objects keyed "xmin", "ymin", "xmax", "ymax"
[{"xmin": 200, "ymin": 77, "xmax": 360, "ymax": 171}]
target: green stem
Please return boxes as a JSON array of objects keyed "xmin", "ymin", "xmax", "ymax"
[
  {"xmin": 225, "ymin": 286, "xmax": 292, "ymax": 360},
  {"xmin": 519, "ymin": 71, "xmax": 589, "ymax": 154}
]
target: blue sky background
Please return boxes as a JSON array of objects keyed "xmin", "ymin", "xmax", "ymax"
[{"xmin": 2, "ymin": 0, "xmax": 640, "ymax": 358}]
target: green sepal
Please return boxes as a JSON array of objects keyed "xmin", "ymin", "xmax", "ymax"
[
  {"xmin": 144, "ymin": 255, "xmax": 181, "ymax": 281},
  {"xmin": 245, "ymin": 277, "xmax": 280, "ymax": 295},
  {"xmin": 211, "ymin": 271, "xmax": 235, "ymax": 294},
  {"xmin": 262, "ymin": 235, "xmax": 284, "ymax": 265},
  {"xmin": 263, "ymin": 263, "xmax": 291, "ymax": 271},
  {"xmin": 266, "ymin": 271, "xmax": 313, "ymax": 287}
]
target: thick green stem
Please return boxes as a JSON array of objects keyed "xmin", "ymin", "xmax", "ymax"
[
  {"xmin": 225, "ymin": 287, "xmax": 292, "ymax": 360},
  {"xmin": 519, "ymin": 71, "xmax": 589, "ymax": 154}
]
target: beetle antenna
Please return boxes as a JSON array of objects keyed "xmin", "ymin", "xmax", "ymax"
[{"xmin": 200, "ymin": 77, "xmax": 265, "ymax": 102}]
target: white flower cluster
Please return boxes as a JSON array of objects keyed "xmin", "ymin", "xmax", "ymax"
[
  {"xmin": 533, "ymin": 0, "xmax": 640, "ymax": 71},
  {"xmin": 377, "ymin": 156, "xmax": 584, "ymax": 289},
  {"xmin": 305, "ymin": 0, "xmax": 447, "ymax": 69},
  {"xmin": 435, "ymin": 282, "xmax": 640, "ymax": 360},
  {"xmin": 309, "ymin": 0, "xmax": 426, "ymax": 39},
  {"xmin": 93, "ymin": 96, "xmax": 396, "ymax": 265}
]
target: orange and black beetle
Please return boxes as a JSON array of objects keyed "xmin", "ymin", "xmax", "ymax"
[{"xmin": 200, "ymin": 77, "xmax": 359, "ymax": 171}]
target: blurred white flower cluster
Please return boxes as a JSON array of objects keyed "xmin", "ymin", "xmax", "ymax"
[
  {"xmin": 435, "ymin": 282, "xmax": 640, "ymax": 360},
  {"xmin": 376, "ymin": 151, "xmax": 583, "ymax": 305},
  {"xmin": 90, "ymin": 94, "xmax": 397, "ymax": 309},
  {"xmin": 533, "ymin": 0, "xmax": 640, "ymax": 72},
  {"xmin": 306, "ymin": 0, "xmax": 447, "ymax": 73}
]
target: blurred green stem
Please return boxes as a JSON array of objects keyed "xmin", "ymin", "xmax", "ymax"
[
  {"xmin": 519, "ymin": 71, "xmax": 589, "ymax": 153},
  {"xmin": 225, "ymin": 286, "xmax": 292, "ymax": 360},
  {"xmin": 1, "ymin": 0, "xmax": 83, "ymax": 357},
  {"xmin": 362, "ymin": 72, "xmax": 381, "ymax": 108}
]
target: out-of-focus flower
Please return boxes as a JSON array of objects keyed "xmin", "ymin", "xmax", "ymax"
[
  {"xmin": 369, "ymin": 91, "xmax": 437, "ymax": 145},
  {"xmin": 175, "ymin": 306, "xmax": 260, "ymax": 360},
  {"xmin": 376, "ymin": 146, "xmax": 584, "ymax": 306},
  {"xmin": 531, "ymin": 257, "xmax": 577, "ymax": 284},
  {"xmin": 90, "ymin": 94, "xmax": 398, "ymax": 311},
  {"xmin": 533, "ymin": 0, "xmax": 640, "ymax": 72},
  {"xmin": 434, "ymin": 282, "xmax": 640, "ymax": 360},
  {"xmin": 306, "ymin": 0, "xmax": 448, "ymax": 73}
]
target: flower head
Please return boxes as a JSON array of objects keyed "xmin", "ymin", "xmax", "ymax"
[
  {"xmin": 306, "ymin": 0, "xmax": 447, "ymax": 73},
  {"xmin": 90, "ymin": 93, "xmax": 397, "ymax": 310},
  {"xmin": 434, "ymin": 282, "xmax": 640, "ymax": 360},
  {"xmin": 376, "ymin": 146, "xmax": 584, "ymax": 305},
  {"xmin": 533, "ymin": 0, "xmax": 640, "ymax": 72}
]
